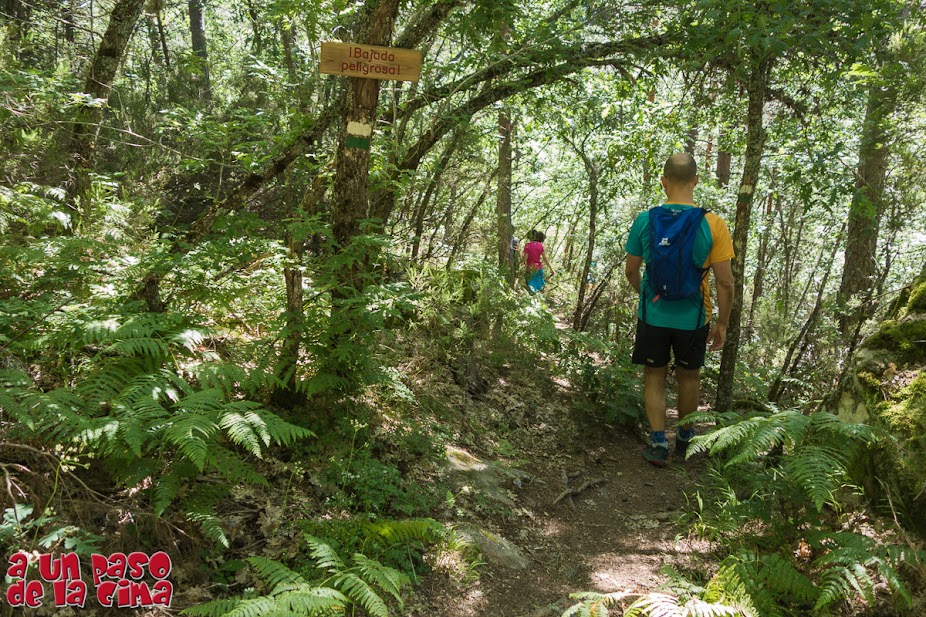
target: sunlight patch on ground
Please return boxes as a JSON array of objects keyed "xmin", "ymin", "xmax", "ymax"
[
  {"xmin": 586, "ymin": 552, "xmax": 666, "ymax": 593},
  {"xmin": 538, "ymin": 518, "xmax": 571, "ymax": 538}
]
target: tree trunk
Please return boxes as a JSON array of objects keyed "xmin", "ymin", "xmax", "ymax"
[
  {"xmin": 62, "ymin": 0, "xmax": 76, "ymax": 44},
  {"xmin": 838, "ymin": 82, "xmax": 894, "ymax": 333},
  {"xmin": 747, "ymin": 186, "xmax": 776, "ymax": 334},
  {"xmin": 331, "ymin": 0, "xmax": 400, "ymax": 256},
  {"xmin": 643, "ymin": 87, "xmax": 656, "ymax": 187},
  {"xmin": 145, "ymin": 11, "xmax": 162, "ymax": 66},
  {"xmin": 188, "ymin": 0, "xmax": 211, "ymax": 100},
  {"xmin": 562, "ymin": 208, "xmax": 582, "ymax": 276},
  {"xmin": 715, "ymin": 56, "xmax": 773, "ymax": 413},
  {"xmin": 146, "ymin": 0, "xmax": 169, "ymax": 67},
  {"xmin": 411, "ymin": 135, "xmax": 458, "ymax": 260},
  {"xmin": 245, "ymin": 0, "xmax": 262, "ymax": 52},
  {"xmin": 573, "ymin": 151, "xmax": 598, "ymax": 331},
  {"xmin": 496, "ymin": 112, "xmax": 514, "ymax": 284},
  {"xmin": 685, "ymin": 128, "xmax": 698, "ymax": 155},
  {"xmin": 272, "ymin": 229, "xmax": 306, "ymax": 407},
  {"xmin": 280, "ymin": 20, "xmax": 298, "ymax": 82},
  {"xmin": 447, "ymin": 173, "xmax": 494, "ymax": 268},
  {"xmin": 2, "ymin": 0, "xmax": 31, "ymax": 60},
  {"xmin": 322, "ymin": 0, "xmax": 401, "ymax": 398},
  {"xmin": 65, "ymin": 0, "xmax": 146, "ymax": 223}
]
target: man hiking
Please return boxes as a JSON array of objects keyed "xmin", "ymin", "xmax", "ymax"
[{"xmin": 624, "ymin": 153, "xmax": 735, "ymax": 467}]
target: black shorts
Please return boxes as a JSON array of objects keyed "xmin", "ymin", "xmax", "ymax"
[{"xmin": 631, "ymin": 320, "xmax": 710, "ymax": 369}]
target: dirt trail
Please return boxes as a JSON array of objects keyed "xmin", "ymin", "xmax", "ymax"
[{"xmin": 412, "ymin": 376, "xmax": 711, "ymax": 617}]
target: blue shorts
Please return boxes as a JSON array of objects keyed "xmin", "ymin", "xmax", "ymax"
[{"xmin": 527, "ymin": 269, "xmax": 545, "ymax": 293}]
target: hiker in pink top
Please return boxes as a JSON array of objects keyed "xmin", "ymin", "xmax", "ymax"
[{"xmin": 523, "ymin": 230, "xmax": 555, "ymax": 293}]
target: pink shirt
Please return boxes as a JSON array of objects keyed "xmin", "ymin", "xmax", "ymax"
[{"xmin": 524, "ymin": 241, "xmax": 544, "ymax": 269}]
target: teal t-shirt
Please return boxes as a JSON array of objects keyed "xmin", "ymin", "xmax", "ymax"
[{"xmin": 624, "ymin": 204, "xmax": 720, "ymax": 329}]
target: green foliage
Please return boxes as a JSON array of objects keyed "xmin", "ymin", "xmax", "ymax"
[
  {"xmin": 866, "ymin": 319, "xmax": 926, "ymax": 364},
  {"xmin": 183, "ymin": 536, "xmax": 418, "ymax": 617},
  {"xmin": 320, "ymin": 446, "xmax": 438, "ymax": 517},
  {"xmin": 564, "ymin": 590, "xmax": 744, "ymax": 617},
  {"xmin": 298, "ymin": 518, "xmax": 443, "ymax": 580},
  {"xmin": 672, "ymin": 408, "xmax": 926, "ymax": 614},
  {"xmin": 562, "ymin": 591, "xmax": 634, "ymax": 617},
  {"xmin": 559, "ymin": 331, "xmax": 644, "ymax": 429},
  {"xmin": 411, "ymin": 264, "xmax": 559, "ymax": 354},
  {"xmin": 0, "ymin": 504, "xmax": 104, "ymax": 559},
  {"xmin": 0, "ymin": 307, "xmax": 312, "ymax": 546},
  {"xmin": 687, "ymin": 409, "xmax": 877, "ymax": 512}
]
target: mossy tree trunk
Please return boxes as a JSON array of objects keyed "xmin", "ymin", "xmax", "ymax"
[
  {"xmin": 65, "ymin": 0, "xmax": 146, "ymax": 225},
  {"xmin": 716, "ymin": 56, "xmax": 773, "ymax": 413},
  {"xmin": 323, "ymin": 0, "xmax": 401, "ymax": 398},
  {"xmin": 496, "ymin": 112, "xmax": 514, "ymax": 285},
  {"xmin": 571, "ymin": 145, "xmax": 598, "ymax": 331},
  {"xmin": 838, "ymin": 82, "xmax": 895, "ymax": 334},
  {"xmin": 188, "ymin": 0, "xmax": 211, "ymax": 101}
]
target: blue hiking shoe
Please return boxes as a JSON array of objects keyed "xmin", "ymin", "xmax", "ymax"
[
  {"xmin": 643, "ymin": 444, "xmax": 669, "ymax": 468},
  {"xmin": 676, "ymin": 428, "xmax": 696, "ymax": 460}
]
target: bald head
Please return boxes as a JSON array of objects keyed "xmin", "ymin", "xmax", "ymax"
[{"xmin": 662, "ymin": 153, "xmax": 698, "ymax": 185}]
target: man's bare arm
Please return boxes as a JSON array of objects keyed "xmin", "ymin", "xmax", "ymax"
[
  {"xmin": 708, "ymin": 259, "xmax": 734, "ymax": 350},
  {"xmin": 625, "ymin": 254, "xmax": 643, "ymax": 293}
]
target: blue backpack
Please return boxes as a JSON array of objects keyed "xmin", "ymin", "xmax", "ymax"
[{"xmin": 644, "ymin": 206, "xmax": 709, "ymax": 325}]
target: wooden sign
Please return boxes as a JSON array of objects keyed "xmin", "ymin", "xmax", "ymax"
[{"xmin": 320, "ymin": 42, "xmax": 422, "ymax": 82}]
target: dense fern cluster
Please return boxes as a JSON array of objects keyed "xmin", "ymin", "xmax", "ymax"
[
  {"xmin": 687, "ymin": 408, "xmax": 878, "ymax": 512},
  {"xmin": 1, "ymin": 305, "xmax": 311, "ymax": 545},
  {"xmin": 661, "ymin": 408, "xmax": 926, "ymax": 615},
  {"xmin": 184, "ymin": 524, "xmax": 444, "ymax": 617}
]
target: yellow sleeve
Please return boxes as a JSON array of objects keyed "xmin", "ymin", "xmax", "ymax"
[{"xmin": 706, "ymin": 213, "xmax": 735, "ymax": 264}]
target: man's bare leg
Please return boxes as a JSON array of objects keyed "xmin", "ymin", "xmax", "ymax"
[
  {"xmin": 644, "ymin": 365, "xmax": 669, "ymax": 432},
  {"xmin": 676, "ymin": 367, "xmax": 700, "ymax": 428}
]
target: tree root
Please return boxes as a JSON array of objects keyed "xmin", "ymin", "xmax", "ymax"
[{"xmin": 552, "ymin": 477, "xmax": 606, "ymax": 506}]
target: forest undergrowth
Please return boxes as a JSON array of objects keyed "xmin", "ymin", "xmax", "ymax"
[{"xmin": 2, "ymin": 249, "xmax": 925, "ymax": 616}]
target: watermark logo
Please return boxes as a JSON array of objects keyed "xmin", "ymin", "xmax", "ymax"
[{"xmin": 5, "ymin": 551, "xmax": 173, "ymax": 609}]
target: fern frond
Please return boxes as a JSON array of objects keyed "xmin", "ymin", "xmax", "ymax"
[
  {"xmin": 330, "ymin": 571, "xmax": 388, "ymax": 617},
  {"xmin": 351, "ymin": 553, "xmax": 409, "ymax": 603},
  {"xmin": 703, "ymin": 563, "xmax": 761, "ymax": 617},
  {"xmin": 362, "ymin": 518, "xmax": 443, "ymax": 546},
  {"xmin": 305, "ymin": 536, "xmax": 345, "ymax": 571},
  {"xmin": 691, "ymin": 415, "xmax": 768, "ymax": 455},
  {"xmin": 104, "ymin": 336, "xmax": 170, "ymax": 361},
  {"xmin": 213, "ymin": 595, "xmax": 278, "ymax": 617},
  {"xmin": 164, "ymin": 408, "xmax": 221, "ymax": 470},
  {"xmin": 624, "ymin": 593, "xmax": 684, "ymax": 616},
  {"xmin": 725, "ymin": 421, "xmax": 787, "ymax": 466},
  {"xmin": 153, "ymin": 471, "xmax": 183, "ymax": 516},
  {"xmin": 757, "ymin": 553, "xmax": 818, "ymax": 604},
  {"xmin": 246, "ymin": 556, "xmax": 307, "ymax": 588},
  {"xmin": 807, "ymin": 411, "xmax": 879, "ymax": 445},
  {"xmin": 181, "ymin": 598, "xmax": 244, "ymax": 616},
  {"xmin": 781, "ymin": 445, "xmax": 848, "ymax": 511},
  {"xmin": 563, "ymin": 591, "xmax": 631, "ymax": 617},
  {"xmin": 274, "ymin": 586, "xmax": 348, "ymax": 615},
  {"xmin": 186, "ymin": 502, "xmax": 229, "ymax": 548},
  {"xmin": 220, "ymin": 410, "xmax": 269, "ymax": 457},
  {"xmin": 814, "ymin": 564, "xmax": 868, "ymax": 611},
  {"xmin": 206, "ymin": 445, "xmax": 268, "ymax": 486}
]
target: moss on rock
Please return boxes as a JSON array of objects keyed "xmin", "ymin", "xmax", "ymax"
[
  {"xmin": 908, "ymin": 277, "xmax": 926, "ymax": 313},
  {"xmin": 879, "ymin": 373, "xmax": 926, "ymax": 436},
  {"xmin": 833, "ymin": 269, "xmax": 926, "ymax": 534},
  {"xmin": 865, "ymin": 318, "xmax": 926, "ymax": 365}
]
